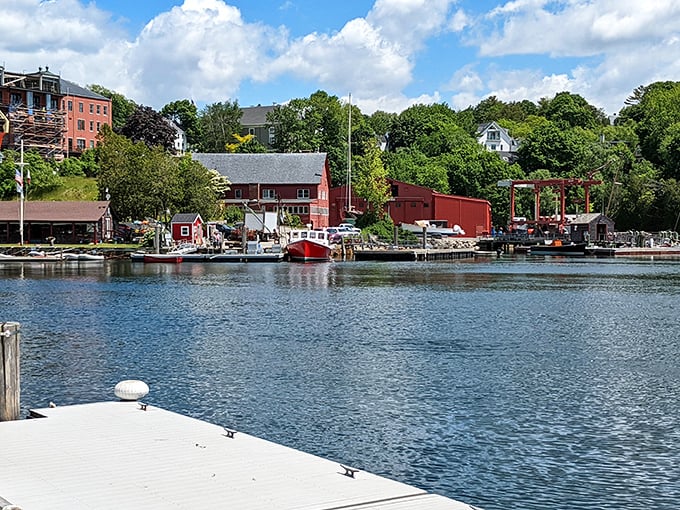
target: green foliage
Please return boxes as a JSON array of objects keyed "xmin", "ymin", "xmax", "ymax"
[
  {"xmin": 353, "ymin": 141, "xmax": 391, "ymax": 218},
  {"xmin": 198, "ymin": 100, "xmax": 243, "ymax": 153},
  {"xmin": 223, "ymin": 205, "xmax": 244, "ymax": 224},
  {"xmin": 161, "ymin": 99, "xmax": 201, "ymax": 147},
  {"xmin": 0, "ymin": 149, "xmax": 62, "ymax": 199},
  {"xmin": 97, "ymin": 125, "xmax": 220, "ymax": 221},
  {"xmin": 538, "ymin": 91, "xmax": 607, "ymax": 129}
]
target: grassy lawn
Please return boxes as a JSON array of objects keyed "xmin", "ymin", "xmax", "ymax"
[{"xmin": 32, "ymin": 176, "xmax": 99, "ymax": 201}]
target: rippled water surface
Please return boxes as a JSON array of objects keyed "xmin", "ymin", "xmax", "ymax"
[{"xmin": 1, "ymin": 257, "xmax": 679, "ymax": 510}]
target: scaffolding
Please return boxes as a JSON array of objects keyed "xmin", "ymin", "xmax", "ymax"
[
  {"xmin": 6, "ymin": 105, "xmax": 66, "ymax": 159},
  {"xmin": 1, "ymin": 66, "xmax": 66, "ymax": 160}
]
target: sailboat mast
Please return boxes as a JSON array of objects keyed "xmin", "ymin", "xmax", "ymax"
[{"xmin": 346, "ymin": 93, "xmax": 352, "ymax": 215}]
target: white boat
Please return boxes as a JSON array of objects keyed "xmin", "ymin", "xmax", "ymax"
[
  {"xmin": 168, "ymin": 243, "xmax": 198, "ymax": 254},
  {"xmin": 286, "ymin": 229, "xmax": 332, "ymax": 262},
  {"xmin": 0, "ymin": 252, "xmax": 62, "ymax": 262},
  {"xmin": 63, "ymin": 252, "xmax": 105, "ymax": 262},
  {"xmin": 400, "ymin": 220, "xmax": 465, "ymax": 237}
]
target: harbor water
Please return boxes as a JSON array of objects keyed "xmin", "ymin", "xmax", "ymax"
[{"xmin": 1, "ymin": 257, "xmax": 678, "ymax": 510}]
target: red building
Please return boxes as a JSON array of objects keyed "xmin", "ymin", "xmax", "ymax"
[
  {"xmin": 61, "ymin": 79, "xmax": 112, "ymax": 156},
  {"xmin": 192, "ymin": 153, "xmax": 332, "ymax": 229},
  {"xmin": 330, "ymin": 179, "xmax": 491, "ymax": 237},
  {"xmin": 170, "ymin": 213, "xmax": 204, "ymax": 245},
  {"xmin": 0, "ymin": 66, "xmax": 111, "ymax": 159}
]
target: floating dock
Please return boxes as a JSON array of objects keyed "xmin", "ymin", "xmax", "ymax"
[
  {"xmin": 353, "ymin": 248, "xmax": 476, "ymax": 262},
  {"xmin": 0, "ymin": 401, "xmax": 477, "ymax": 510}
]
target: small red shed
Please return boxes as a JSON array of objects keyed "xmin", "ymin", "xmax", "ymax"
[{"xmin": 170, "ymin": 213, "xmax": 204, "ymax": 245}]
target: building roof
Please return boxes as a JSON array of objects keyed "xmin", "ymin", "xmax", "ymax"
[
  {"xmin": 171, "ymin": 212, "xmax": 202, "ymax": 223},
  {"xmin": 0, "ymin": 201, "xmax": 110, "ymax": 222},
  {"xmin": 569, "ymin": 213, "xmax": 612, "ymax": 224},
  {"xmin": 241, "ymin": 105, "xmax": 276, "ymax": 126},
  {"xmin": 61, "ymin": 79, "xmax": 110, "ymax": 102},
  {"xmin": 0, "ymin": 401, "xmax": 475, "ymax": 510},
  {"xmin": 192, "ymin": 152, "xmax": 327, "ymax": 185}
]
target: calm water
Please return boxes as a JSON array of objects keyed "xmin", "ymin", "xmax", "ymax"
[{"xmin": 1, "ymin": 257, "xmax": 679, "ymax": 510}]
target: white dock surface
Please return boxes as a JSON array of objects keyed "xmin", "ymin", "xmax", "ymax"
[{"xmin": 0, "ymin": 402, "xmax": 477, "ymax": 510}]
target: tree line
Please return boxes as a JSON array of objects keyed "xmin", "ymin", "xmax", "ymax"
[{"xmin": 1, "ymin": 81, "xmax": 680, "ymax": 231}]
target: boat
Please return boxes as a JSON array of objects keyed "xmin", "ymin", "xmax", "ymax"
[
  {"xmin": 529, "ymin": 240, "xmax": 587, "ymax": 256},
  {"xmin": 142, "ymin": 253, "xmax": 183, "ymax": 263},
  {"xmin": 400, "ymin": 220, "xmax": 465, "ymax": 237},
  {"xmin": 63, "ymin": 252, "xmax": 105, "ymax": 262},
  {"xmin": 0, "ymin": 251, "xmax": 62, "ymax": 262},
  {"xmin": 168, "ymin": 243, "xmax": 198, "ymax": 255},
  {"xmin": 285, "ymin": 229, "xmax": 332, "ymax": 262}
]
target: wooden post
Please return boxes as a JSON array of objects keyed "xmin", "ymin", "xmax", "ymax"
[{"xmin": 1, "ymin": 322, "xmax": 20, "ymax": 421}]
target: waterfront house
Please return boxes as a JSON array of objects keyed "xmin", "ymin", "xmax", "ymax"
[
  {"xmin": 0, "ymin": 200, "xmax": 113, "ymax": 244},
  {"xmin": 476, "ymin": 121, "xmax": 519, "ymax": 162},
  {"xmin": 170, "ymin": 212, "xmax": 204, "ymax": 245},
  {"xmin": 192, "ymin": 152, "xmax": 331, "ymax": 229}
]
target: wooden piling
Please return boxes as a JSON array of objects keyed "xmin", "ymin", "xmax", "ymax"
[{"xmin": 1, "ymin": 321, "xmax": 20, "ymax": 421}]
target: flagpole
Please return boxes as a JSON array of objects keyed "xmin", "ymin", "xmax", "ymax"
[{"xmin": 18, "ymin": 140, "xmax": 25, "ymax": 246}]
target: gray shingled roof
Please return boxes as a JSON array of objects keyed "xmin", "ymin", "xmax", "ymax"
[
  {"xmin": 60, "ymin": 79, "xmax": 110, "ymax": 101},
  {"xmin": 192, "ymin": 153, "xmax": 327, "ymax": 185},
  {"xmin": 171, "ymin": 212, "xmax": 201, "ymax": 223},
  {"xmin": 240, "ymin": 105, "xmax": 276, "ymax": 126}
]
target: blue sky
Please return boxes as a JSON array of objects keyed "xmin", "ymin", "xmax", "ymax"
[{"xmin": 2, "ymin": 0, "xmax": 680, "ymax": 115}]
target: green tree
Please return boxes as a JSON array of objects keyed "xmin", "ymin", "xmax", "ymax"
[
  {"xmin": 538, "ymin": 91, "xmax": 608, "ymax": 129},
  {"xmin": 88, "ymin": 84, "xmax": 137, "ymax": 131},
  {"xmin": 161, "ymin": 99, "xmax": 201, "ymax": 148},
  {"xmin": 353, "ymin": 141, "xmax": 391, "ymax": 222},
  {"xmin": 97, "ymin": 125, "xmax": 220, "ymax": 221},
  {"xmin": 198, "ymin": 100, "xmax": 243, "ymax": 153},
  {"xmin": 0, "ymin": 149, "xmax": 61, "ymax": 199}
]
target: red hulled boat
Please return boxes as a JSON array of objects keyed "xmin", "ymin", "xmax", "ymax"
[{"xmin": 286, "ymin": 229, "xmax": 332, "ymax": 262}]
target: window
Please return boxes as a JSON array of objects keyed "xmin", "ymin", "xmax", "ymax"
[
  {"xmin": 490, "ymin": 144, "xmax": 497, "ymax": 151},
  {"xmin": 90, "ymin": 140, "xmax": 95, "ymax": 148},
  {"xmin": 262, "ymin": 189, "xmax": 276, "ymax": 199},
  {"xmin": 96, "ymin": 122, "xmax": 101, "ymax": 131},
  {"xmin": 268, "ymin": 127, "xmax": 275, "ymax": 145},
  {"xmin": 89, "ymin": 104, "xmax": 94, "ymax": 114},
  {"xmin": 78, "ymin": 102, "xmax": 83, "ymax": 113},
  {"xmin": 487, "ymin": 130, "xmax": 500, "ymax": 141},
  {"xmin": 297, "ymin": 189, "xmax": 310, "ymax": 199},
  {"xmin": 89, "ymin": 121, "xmax": 94, "ymax": 131},
  {"xmin": 234, "ymin": 189, "xmax": 242, "ymax": 199},
  {"xmin": 67, "ymin": 100, "xmax": 73, "ymax": 111},
  {"xmin": 103, "ymin": 105, "xmax": 108, "ymax": 115},
  {"xmin": 9, "ymin": 93, "xmax": 21, "ymax": 106},
  {"xmin": 96, "ymin": 104, "xmax": 101, "ymax": 114},
  {"xmin": 248, "ymin": 128, "xmax": 255, "ymax": 135},
  {"xmin": 180, "ymin": 226, "xmax": 190, "ymax": 236},
  {"xmin": 76, "ymin": 139, "xmax": 86, "ymax": 150},
  {"xmin": 77, "ymin": 120, "xmax": 85, "ymax": 130}
]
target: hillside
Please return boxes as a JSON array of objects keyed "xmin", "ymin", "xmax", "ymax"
[{"xmin": 30, "ymin": 176, "xmax": 99, "ymax": 201}]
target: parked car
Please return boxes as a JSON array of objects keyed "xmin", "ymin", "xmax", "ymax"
[{"xmin": 338, "ymin": 223, "xmax": 361, "ymax": 234}]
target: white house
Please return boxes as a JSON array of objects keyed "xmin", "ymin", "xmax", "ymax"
[
  {"xmin": 164, "ymin": 118, "xmax": 187, "ymax": 155},
  {"xmin": 476, "ymin": 121, "xmax": 519, "ymax": 162}
]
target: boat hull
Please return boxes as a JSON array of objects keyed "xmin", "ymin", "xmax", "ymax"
[
  {"xmin": 286, "ymin": 239, "xmax": 331, "ymax": 262},
  {"xmin": 529, "ymin": 242, "xmax": 587, "ymax": 256},
  {"xmin": 142, "ymin": 254, "xmax": 183, "ymax": 263}
]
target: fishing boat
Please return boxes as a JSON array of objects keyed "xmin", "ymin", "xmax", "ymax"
[
  {"xmin": 529, "ymin": 240, "xmax": 587, "ymax": 256},
  {"xmin": 286, "ymin": 229, "xmax": 332, "ymax": 262}
]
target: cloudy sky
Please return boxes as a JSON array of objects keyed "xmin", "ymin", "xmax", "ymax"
[{"xmin": 2, "ymin": 0, "xmax": 679, "ymax": 116}]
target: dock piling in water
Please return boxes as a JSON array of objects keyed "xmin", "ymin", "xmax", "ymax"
[{"xmin": 1, "ymin": 321, "xmax": 20, "ymax": 422}]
